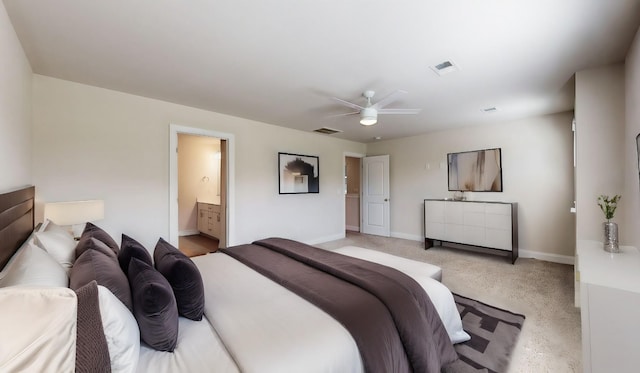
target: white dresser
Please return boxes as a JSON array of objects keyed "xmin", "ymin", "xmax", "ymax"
[
  {"xmin": 424, "ymin": 199, "xmax": 518, "ymax": 263},
  {"xmin": 577, "ymin": 240, "xmax": 640, "ymax": 373}
]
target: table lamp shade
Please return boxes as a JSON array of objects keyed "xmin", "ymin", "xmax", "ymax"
[{"xmin": 44, "ymin": 200, "xmax": 105, "ymax": 226}]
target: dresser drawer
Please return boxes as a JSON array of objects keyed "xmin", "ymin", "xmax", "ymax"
[
  {"xmin": 485, "ymin": 203, "xmax": 511, "ymax": 215},
  {"xmin": 425, "ymin": 222, "xmax": 445, "ymax": 239},
  {"xmin": 444, "ymin": 202, "xmax": 464, "ymax": 225},
  {"xmin": 485, "ymin": 228, "xmax": 512, "ymax": 251},
  {"xmin": 425, "ymin": 201, "xmax": 445, "ymax": 223},
  {"xmin": 463, "ymin": 202, "xmax": 485, "ymax": 213},
  {"xmin": 463, "ymin": 211, "xmax": 485, "ymax": 227},
  {"xmin": 485, "ymin": 213, "xmax": 511, "ymax": 229}
]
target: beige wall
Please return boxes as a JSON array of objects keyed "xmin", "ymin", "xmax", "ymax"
[
  {"xmin": 625, "ymin": 27, "xmax": 640, "ymax": 248},
  {"xmin": 367, "ymin": 112, "xmax": 576, "ymax": 259},
  {"xmin": 32, "ymin": 75, "xmax": 366, "ymax": 250},
  {"xmin": 177, "ymin": 134, "xmax": 221, "ymax": 234},
  {"xmin": 0, "ymin": 2, "xmax": 32, "ymax": 191},
  {"xmin": 575, "ymin": 64, "xmax": 626, "ymax": 243}
]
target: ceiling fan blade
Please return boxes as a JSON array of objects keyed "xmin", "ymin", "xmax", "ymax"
[
  {"xmin": 331, "ymin": 97, "xmax": 365, "ymax": 111},
  {"xmin": 377, "ymin": 108, "xmax": 422, "ymax": 114},
  {"xmin": 372, "ymin": 90, "xmax": 408, "ymax": 109},
  {"xmin": 327, "ymin": 111, "xmax": 360, "ymax": 118}
]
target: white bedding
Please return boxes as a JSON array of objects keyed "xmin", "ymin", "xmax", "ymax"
[
  {"xmin": 0, "ymin": 287, "xmax": 77, "ymax": 373},
  {"xmin": 137, "ymin": 316, "xmax": 239, "ymax": 373},
  {"xmin": 334, "ymin": 246, "xmax": 470, "ymax": 344},
  {"xmin": 190, "ymin": 247, "xmax": 470, "ymax": 372},
  {"xmin": 333, "ymin": 246, "xmax": 443, "ymax": 281},
  {"xmin": 193, "ymin": 253, "xmax": 363, "ymax": 373},
  {"xmin": 0, "ymin": 231, "xmax": 467, "ymax": 373}
]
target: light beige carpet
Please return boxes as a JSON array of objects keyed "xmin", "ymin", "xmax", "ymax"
[{"xmin": 316, "ymin": 232, "xmax": 582, "ymax": 373}]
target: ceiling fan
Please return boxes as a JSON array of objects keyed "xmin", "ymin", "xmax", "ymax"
[{"xmin": 331, "ymin": 90, "xmax": 421, "ymax": 126}]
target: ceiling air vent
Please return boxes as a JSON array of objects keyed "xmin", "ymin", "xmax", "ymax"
[
  {"xmin": 313, "ymin": 127, "xmax": 342, "ymax": 135},
  {"xmin": 430, "ymin": 60, "xmax": 459, "ymax": 76}
]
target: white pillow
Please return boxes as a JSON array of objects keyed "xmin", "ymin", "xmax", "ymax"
[
  {"xmin": 39, "ymin": 218, "xmax": 53, "ymax": 232},
  {"xmin": 42, "ymin": 219, "xmax": 73, "ymax": 234},
  {"xmin": 34, "ymin": 228, "xmax": 77, "ymax": 272},
  {"xmin": 0, "ymin": 238, "xmax": 33, "ymax": 280},
  {"xmin": 0, "ymin": 287, "xmax": 77, "ymax": 372},
  {"xmin": 0, "ymin": 243, "xmax": 68, "ymax": 288},
  {"xmin": 98, "ymin": 285, "xmax": 140, "ymax": 373}
]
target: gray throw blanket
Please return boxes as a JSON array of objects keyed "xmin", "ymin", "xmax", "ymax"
[
  {"xmin": 75, "ymin": 280, "xmax": 111, "ymax": 373},
  {"xmin": 222, "ymin": 238, "xmax": 458, "ymax": 373}
]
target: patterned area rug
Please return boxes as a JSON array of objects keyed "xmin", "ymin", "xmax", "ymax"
[{"xmin": 452, "ymin": 293, "xmax": 525, "ymax": 373}]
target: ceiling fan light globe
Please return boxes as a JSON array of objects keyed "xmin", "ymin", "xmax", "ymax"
[
  {"xmin": 360, "ymin": 117, "xmax": 377, "ymax": 126},
  {"xmin": 360, "ymin": 107, "xmax": 378, "ymax": 125}
]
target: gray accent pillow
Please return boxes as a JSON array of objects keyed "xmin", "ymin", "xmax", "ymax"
[
  {"xmin": 76, "ymin": 235, "xmax": 117, "ymax": 261},
  {"xmin": 80, "ymin": 223, "xmax": 119, "ymax": 256},
  {"xmin": 128, "ymin": 257, "xmax": 179, "ymax": 352},
  {"xmin": 118, "ymin": 234, "xmax": 152, "ymax": 274},
  {"xmin": 70, "ymin": 241, "xmax": 133, "ymax": 311},
  {"xmin": 154, "ymin": 238, "xmax": 205, "ymax": 321}
]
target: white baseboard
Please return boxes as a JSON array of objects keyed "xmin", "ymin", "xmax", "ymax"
[
  {"xmin": 321, "ymin": 229, "xmax": 575, "ymax": 265},
  {"xmin": 519, "ymin": 249, "xmax": 575, "ymax": 265},
  {"xmin": 306, "ymin": 232, "xmax": 346, "ymax": 246},
  {"xmin": 179, "ymin": 229, "xmax": 200, "ymax": 237},
  {"xmin": 346, "ymin": 225, "xmax": 360, "ymax": 232},
  {"xmin": 391, "ymin": 232, "xmax": 575, "ymax": 265}
]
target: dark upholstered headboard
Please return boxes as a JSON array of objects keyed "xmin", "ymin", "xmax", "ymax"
[{"xmin": 0, "ymin": 186, "xmax": 35, "ymax": 270}]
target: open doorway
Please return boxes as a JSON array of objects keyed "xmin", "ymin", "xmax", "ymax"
[
  {"xmin": 344, "ymin": 153, "xmax": 391, "ymax": 237},
  {"xmin": 345, "ymin": 156, "xmax": 361, "ymax": 232},
  {"xmin": 345, "ymin": 153, "xmax": 364, "ymax": 233},
  {"xmin": 176, "ymin": 134, "xmax": 227, "ymax": 256},
  {"xmin": 169, "ymin": 124, "xmax": 235, "ymax": 255}
]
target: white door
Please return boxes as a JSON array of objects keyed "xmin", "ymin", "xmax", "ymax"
[{"xmin": 361, "ymin": 155, "xmax": 390, "ymax": 236}]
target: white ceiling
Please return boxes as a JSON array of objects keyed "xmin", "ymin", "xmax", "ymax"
[{"xmin": 4, "ymin": 0, "xmax": 640, "ymax": 143}]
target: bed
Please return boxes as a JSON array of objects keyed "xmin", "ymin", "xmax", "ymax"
[{"xmin": 0, "ymin": 186, "xmax": 469, "ymax": 373}]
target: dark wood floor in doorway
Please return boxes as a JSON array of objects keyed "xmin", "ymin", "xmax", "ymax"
[{"xmin": 179, "ymin": 234, "xmax": 219, "ymax": 257}]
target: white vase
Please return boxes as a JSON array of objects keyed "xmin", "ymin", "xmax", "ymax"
[{"xmin": 603, "ymin": 221, "xmax": 620, "ymax": 253}]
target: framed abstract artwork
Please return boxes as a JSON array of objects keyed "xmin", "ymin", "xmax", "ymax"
[
  {"xmin": 447, "ymin": 148, "xmax": 503, "ymax": 192},
  {"xmin": 278, "ymin": 152, "xmax": 319, "ymax": 194}
]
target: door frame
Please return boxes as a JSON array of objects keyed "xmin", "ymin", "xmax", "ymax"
[
  {"xmin": 169, "ymin": 124, "xmax": 235, "ymax": 247},
  {"xmin": 344, "ymin": 152, "xmax": 365, "ymax": 233}
]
